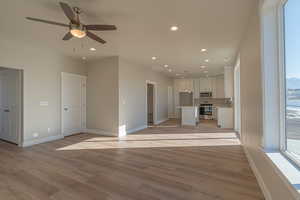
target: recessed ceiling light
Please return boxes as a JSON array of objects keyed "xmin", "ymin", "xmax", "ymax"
[
  {"xmin": 170, "ymin": 26, "xmax": 179, "ymax": 31},
  {"xmin": 164, "ymin": 64, "xmax": 169, "ymax": 68},
  {"xmin": 82, "ymin": 56, "xmax": 86, "ymax": 60},
  {"xmin": 205, "ymin": 59, "xmax": 209, "ymax": 63},
  {"xmin": 90, "ymin": 47, "xmax": 96, "ymax": 51},
  {"xmin": 200, "ymin": 65, "xmax": 206, "ymax": 69},
  {"xmin": 168, "ymin": 69, "xmax": 172, "ymax": 72},
  {"xmin": 204, "ymin": 71, "xmax": 208, "ymax": 73},
  {"xmin": 201, "ymin": 49, "xmax": 207, "ymax": 52},
  {"xmin": 152, "ymin": 56, "xmax": 157, "ymax": 60}
]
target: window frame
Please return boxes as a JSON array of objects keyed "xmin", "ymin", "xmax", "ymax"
[{"xmin": 278, "ymin": 0, "xmax": 300, "ymax": 166}]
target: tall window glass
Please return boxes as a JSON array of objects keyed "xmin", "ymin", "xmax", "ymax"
[{"xmin": 284, "ymin": 0, "xmax": 300, "ymax": 160}]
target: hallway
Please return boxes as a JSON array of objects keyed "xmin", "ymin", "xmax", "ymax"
[{"xmin": 0, "ymin": 122, "xmax": 264, "ymax": 200}]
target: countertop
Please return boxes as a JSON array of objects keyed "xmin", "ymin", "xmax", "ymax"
[{"xmin": 177, "ymin": 104, "xmax": 233, "ymax": 109}]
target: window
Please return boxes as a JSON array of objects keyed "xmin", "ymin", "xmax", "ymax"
[{"xmin": 282, "ymin": 0, "xmax": 300, "ymax": 163}]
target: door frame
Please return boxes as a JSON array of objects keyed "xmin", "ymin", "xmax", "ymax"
[
  {"xmin": 234, "ymin": 58, "xmax": 241, "ymax": 136},
  {"xmin": 146, "ymin": 80, "xmax": 158, "ymax": 125},
  {"xmin": 0, "ymin": 66, "xmax": 24, "ymax": 146},
  {"xmin": 61, "ymin": 72, "xmax": 87, "ymax": 137},
  {"xmin": 168, "ymin": 86, "xmax": 174, "ymax": 118}
]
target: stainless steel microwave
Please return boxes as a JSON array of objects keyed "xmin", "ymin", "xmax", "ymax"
[{"xmin": 200, "ymin": 92, "xmax": 212, "ymax": 98}]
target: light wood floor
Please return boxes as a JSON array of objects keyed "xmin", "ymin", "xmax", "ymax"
[{"xmin": 0, "ymin": 120, "xmax": 264, "ymax": 200}]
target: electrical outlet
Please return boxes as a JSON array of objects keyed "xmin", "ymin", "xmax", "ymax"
[
  {"xmin": 33, "ymin": 133, "xmax": 39, "ymax": 138},
  {"xmin": 47, "ymin": 128, "xmax": 51, "ymax": 133}
]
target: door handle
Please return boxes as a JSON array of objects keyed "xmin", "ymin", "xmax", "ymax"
[{"xmin": 3, "ymin": 109, "xmax": 10, "ymax": 112}]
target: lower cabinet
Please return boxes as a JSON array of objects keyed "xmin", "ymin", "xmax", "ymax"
[{"xmin": 217, "ymin": 107, "xmax": 233, "ymax": 128}]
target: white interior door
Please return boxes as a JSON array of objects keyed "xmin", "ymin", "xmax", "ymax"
[
  {"xmin": 0, "ymin": 69, "xmax": 20, "ymax": 144},
  {"xmin": 62, "ymin": 73, "xmax": 86, "ymax": 136},
  {"xmin": 168, "ymin": 86, "xmax": 174, "ymax": 118}
]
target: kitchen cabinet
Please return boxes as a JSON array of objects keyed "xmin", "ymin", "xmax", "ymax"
[
  {"xmin": 181, "ymin": 106, "xmax": 199, "ymax": 126},
  {"xmin": 174, "ymin": 79, "xmax": 194, "ymax": 119},
  {"xmin": 192, "ymin": 77, "xmax": 217, "ymax": 97},
  {"xmin": 217, "ymin": 107, "xmax": 233, "ymax": 128},
  {"xmin": 200, "ymin": 78, "xmax": 211, "ymax": 92},
  {"xmin": 176, "ymin": 79, "xmax": 194, "ymax": 92}
]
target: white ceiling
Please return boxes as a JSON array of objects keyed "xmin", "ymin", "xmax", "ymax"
[{"xmin": 0, "ymin": 0, "xmax": 257, "ymax": 77}]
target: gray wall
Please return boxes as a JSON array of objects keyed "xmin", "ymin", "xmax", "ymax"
[
  {"xmin": 0, "ymin": 39, "xmax": 87, "ymax": 144},
  {"xmin": 86, "ymin": 57, "xmax": 172, "ymax": 135},
  {"xmin": 240, "ymin": 4, "xmax": 296, "ymax": 200},
  {"xmin": 119, "ymin": 58, "xmax": 173, "ymax": 133},
  {"xmin": 86, "ymin": 57, "xmax": 119, "ymax": 135}
]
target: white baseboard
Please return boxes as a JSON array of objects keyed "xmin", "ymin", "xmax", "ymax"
[
  {"xmin": 22, "ymin": 135, "xmax": 64, "ymax": 147},
  {"xmin": 155, "ymin": 118, "xmax": 169, "ymax": 125},
  {"xmin": 243, "ymin": 147, "xmax": 272, "ymax": 200},
  {"xmin": 85, "ymin": 129, "xmax": 116, "ymax": 137},
  {"xmin": 126, "ymin": 125, "xmax": 148, "ymax": 134}
]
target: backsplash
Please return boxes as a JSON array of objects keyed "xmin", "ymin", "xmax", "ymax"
[{"xmin": 194, "ymin": 98, "xmax": 232, "ymax": 106}]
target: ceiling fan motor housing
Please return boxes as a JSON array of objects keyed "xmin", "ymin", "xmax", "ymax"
[{"xmin": 70, "ymin": 23, "xmax": 85, "ymax": 31}]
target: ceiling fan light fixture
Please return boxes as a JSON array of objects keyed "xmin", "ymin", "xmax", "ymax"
[
  {"xmin": 70, "ymin": 23, "xmax": 86, "ymax": 38},
  {"xmin": 70, "ymin": 29, "xmax": 86, "ymax": 38}
]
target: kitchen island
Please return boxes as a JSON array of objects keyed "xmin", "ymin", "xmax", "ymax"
[{"xmin": 180, "ymin": 106, "xmax": 199, "ymax": 126}]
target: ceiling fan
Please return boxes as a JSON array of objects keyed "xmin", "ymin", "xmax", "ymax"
[{"xmin": 26, "ymin": 2, "xmax": 117, "ymax": 44}]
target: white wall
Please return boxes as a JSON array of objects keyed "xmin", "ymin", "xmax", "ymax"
[
  {"xmin": 239, "ymin": 4, "xmax": 296, "ymax": 199},
  {"xmin": 86, "ymin": 57, "xmax": 119, "ymax": 135},
  {"xmin": 215, "ymin": 75, "xmax": 225, "ymax": 98},
  {"xmin": 234, "ymin": 58, "xmax": 241, "ymax": 133},
  {"xmin": 224, "ymin": 66, "xmax": 234, "ymax": 98},
  {"xmin": 0, "ymin": 39, "xmax": 87, "ymax": 144},
  {"xmin": 119, "ymin": 58, "xmax": 172, "ymax": 133}
]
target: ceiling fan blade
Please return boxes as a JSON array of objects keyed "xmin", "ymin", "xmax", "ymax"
[
  {"xmin": 85, "ymin": 25, "xmax": 117, "ymax": 31},
  {"xmin": 26, "ymin": 17, "xmax": 69, "ymax": 27},
  {"xmin": 62, "ymin": 32, "xmax": 73, "ymax": 40},
  {"xmin": 59, "ymin": 2, "xmax": 76, "ymax": 22},
  {"xmin": 86, "ymin": 31, "xmax": 106, "ymax": 44}
]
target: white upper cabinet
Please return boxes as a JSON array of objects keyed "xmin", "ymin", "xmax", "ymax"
[
  {"xmin": 186, "ymin": 79, "xmax": 194, "ymax": 92},
  {"xmin": 199, "ymin": 78, "xmax": 212, "ymax": 92},
  {"xmin": 176, "ymin": 79, "xmax": 194, "ymax": 92}
]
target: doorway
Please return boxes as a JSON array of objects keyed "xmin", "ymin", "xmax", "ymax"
[
  {"xmin": 146, "ymin": 81, "xmax": 157, "ymax": 126},
  {"xmin": 61, "ymin": 72, "xmax": 86, "ymax": 136},
  {"xmin": 147, "ymin": 83, "xmax": 154, "ymax": 125},
  {"xmin": 0, "ymin": 67, "xmax": 23, "ymax": 145}
]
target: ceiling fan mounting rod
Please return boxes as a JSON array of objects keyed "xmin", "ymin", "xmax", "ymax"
[
  {"xmin": 72, "ymin": 7, "xmax": 82, "ymax": 24},
  {"xmin": 73, "ymin": 7, "xmax": 82, "ymax": 15}
]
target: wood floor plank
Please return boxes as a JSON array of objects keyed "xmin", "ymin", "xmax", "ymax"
[{"xmin": 0, "ymin": 120, "xmax": 264, "ymax": 200}]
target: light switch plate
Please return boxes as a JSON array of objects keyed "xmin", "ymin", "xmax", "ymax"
[{"xmin": 40, "ymin": 101, "xmax": 49, "ymax": 106}]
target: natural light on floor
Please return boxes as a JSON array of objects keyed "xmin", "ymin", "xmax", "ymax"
[{"xmin": 56, "ymin": 132, "xmax": 240, "ymax": 150}]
